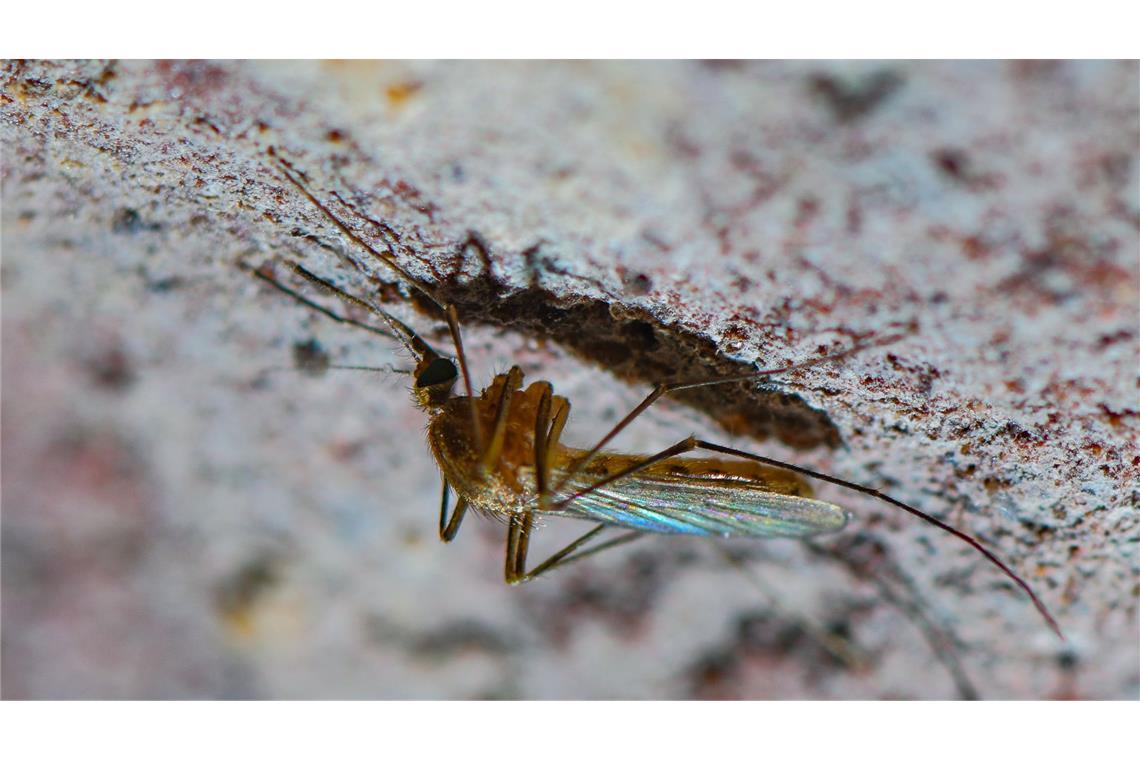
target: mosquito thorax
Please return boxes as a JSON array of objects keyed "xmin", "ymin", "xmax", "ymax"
[{"xmin": 413, "ymin": 356, "xmax": 459, "ymax": 408}]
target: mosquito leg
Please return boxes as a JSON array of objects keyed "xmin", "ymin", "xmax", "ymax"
[
  {"xmin": 532, "ymin": 383, "xmax": 555, "ymax": 499},
  {"xmin": 445, "ymin": 367, "xmax": 518, "ymax": 547},
  {"xmin": 442, "ymin": 500, "xmax": 469, "ymax": 542},
  {"xmin": 539, "ymin": 396, "xmax": 570, "ymax": 508},
  {"xmin": 445, "ymin": 303, "xmax": 482, "ymax": 445},
  {"xmin": 438, "ymin": 303, "xmax": 482, "ymax": 450},
  {"xmin": 551, "ymin": 333, "xmax": 908, "ymax": 493},
  {"xmin": 502, "ymin": 389, "xmax": 645, "ymax": 582},
  {"xmin": 513, "ymin": 512, "xmax": 535, "ymax": 579},
  {"xmin": 547, "ymin": 396, "xmax": 570, "ymax": 455},
  {"xmin": 539, "ymin": 425, "xmax": 1059, "ymax": 638},
  {"xmin": 506, "ymin": 391, "xmax": 651, "ymax": 585},
  {"xmin": 504, "ymin": 513, "xmax": 529, "ymax": 582},
  {"xmin": 689, "ymin": 439, "xmax": 1062, "ymax": 640},
  {"xmin": 550, "ymin": 436, "xmax": 699, "ymax": 511},
  {"xmin": 481, "ymin": 367, "xmax": 522, "ymax": 471},
  {"xmin": 504, "ymin": 520, "xmax": 645, "ymax": 584},
  {"xmin": 528, "ymin": 381, "xmax": 572, "ymax": 511},
  {"xmin": 438, "ymin": 479, "xmax": 469, "ymax": 543},
  {"xmin": 271, "ymin": 150, "xmax": 486, "ymax": 446},
  {"xmin": 438, "ymin": 477, "xmax": 449, "ymax": 536},
  {"xmin": 523, "ymin": 530, "xmax": 645, "ymax": 579},
  {"xmin": 441, "ymin": 365, "xmax": 518, "ymax": 545},
  {"xmin": 508, "ymin": 382, "xmax": 642, "ymax": 587}
]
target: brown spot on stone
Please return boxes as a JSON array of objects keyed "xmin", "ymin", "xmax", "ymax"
[
  {"xmin": 86, "ymin": 347, "xmax": 135, "ymax": 392},
  {"xmin": 216, "ymin": 555, "xmax": 281, "ymax": 638},
  {"xmin": 386, "ymin": 81, "xmax": 423, "ymax": 107}
]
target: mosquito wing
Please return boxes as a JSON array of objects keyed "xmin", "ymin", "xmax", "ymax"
[{"xmin": 554, "ymin": 455, "xmax": 850, "ymax": 539}]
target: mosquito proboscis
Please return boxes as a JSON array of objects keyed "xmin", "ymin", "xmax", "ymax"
[{"xmin": 250, "ymin": 148, "xmax": 1063, "ymax": 641}]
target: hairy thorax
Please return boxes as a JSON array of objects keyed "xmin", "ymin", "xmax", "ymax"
[{"xmin": 427, "ymin": 375, "xmax": 552, "ymax": 517}]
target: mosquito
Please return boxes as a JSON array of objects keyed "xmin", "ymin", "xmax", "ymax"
[{"xmin": 252, "ymin": 148, "xmax": 1062, "ymax": 640}]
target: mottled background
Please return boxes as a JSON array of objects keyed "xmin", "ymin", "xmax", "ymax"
[{"xmin": 2, "ymin": 60, "xmax": 1137, "ymax": 699}]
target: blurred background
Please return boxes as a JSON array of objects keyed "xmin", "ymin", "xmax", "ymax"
[{"xmin": 2, "ymin": 60, "xmax": 1137, "ymax": 698}]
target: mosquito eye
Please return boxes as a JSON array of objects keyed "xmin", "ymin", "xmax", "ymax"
[{"xmin": 416, "ymin": 358, "xmax": 458, "ymax": 387}]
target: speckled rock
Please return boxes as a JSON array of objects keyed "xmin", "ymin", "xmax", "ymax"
[{"xmin": 2, "ymin": 60, "xmax": 1137, "ymax": 699}]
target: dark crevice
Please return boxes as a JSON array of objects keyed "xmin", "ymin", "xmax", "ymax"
[
  {"xmin": 395, "ymin": 254, "xmax": 844, "ymax": 451},
  {"xmin": 266, "ymin": 165, "xmax": 846, "ymax": 450}
]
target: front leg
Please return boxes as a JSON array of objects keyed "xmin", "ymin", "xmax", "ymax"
[{"xmin": 437, "ymin": 479, "xmax": 469, "ymax": 543}]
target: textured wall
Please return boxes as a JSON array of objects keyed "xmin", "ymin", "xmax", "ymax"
[{"xmin": 2, "ymin": 60, "xmax": 1137, "ymax": 699}]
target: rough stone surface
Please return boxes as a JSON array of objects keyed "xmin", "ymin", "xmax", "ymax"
[{"xmin": 2, "ymin": 59, "xmax": 1137, "ymax": 699}]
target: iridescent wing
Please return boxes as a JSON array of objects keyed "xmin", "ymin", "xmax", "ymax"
[{"xmin": 554, "ymin": 455, "xmax": 850, "ymax": 539}]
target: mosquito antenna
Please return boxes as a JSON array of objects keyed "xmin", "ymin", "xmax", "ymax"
[
  {"xmin": 260, "ymin": 364, "xmax": 413, "ymax": 377},
  {"xmin": 269, "ymin": 147, "xmax": 446, "ymax": 312},
  {"xmin": 323, "ymin": 364, "xmax": 412, "ymax": 375},
  {"xmin": 695, "ymin": 440, "xmax": 1064, "ymax": 640},
  {"xmin": 290, "ymin": 263, "xmax": 438, "ymax": 364},
  {"xmin": 242, "ymin": 261, "xmax": 398, "ymax": 342},
  {"xmin": 268, "ymin": 148, "xmax": 483, "ymax": 444}
]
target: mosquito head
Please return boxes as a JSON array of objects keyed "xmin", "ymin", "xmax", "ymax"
[{"xmin": 413, "ymin": 355, "xmax": 459, "ymax": 408}]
